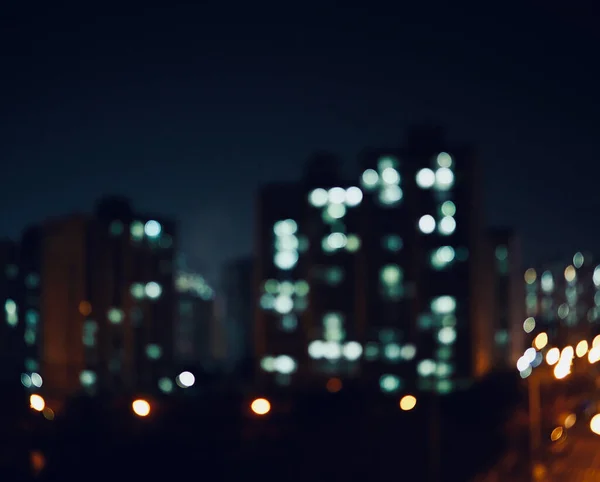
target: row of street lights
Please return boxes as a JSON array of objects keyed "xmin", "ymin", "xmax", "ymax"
[
  {"xmin": 29, "ymin": 391, "xmax": 419, "ymax": 420},
  {"xmin": 519, "ymin": 331, "xmax": 600, "ymax": 480}
]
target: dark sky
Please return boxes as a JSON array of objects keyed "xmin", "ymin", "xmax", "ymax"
[{"xmin": 1, "ymin": 2, "xmax": 599, "ymax": 283}]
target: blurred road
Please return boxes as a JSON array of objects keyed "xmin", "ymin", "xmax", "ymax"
[{"xmin": 550, "ymin": 433, "xmax": 600, "ymax": 481}]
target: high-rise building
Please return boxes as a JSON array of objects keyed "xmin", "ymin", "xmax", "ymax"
[
  {"xmin": 19, "ymin": 197, "xmax": 177, "ymax": 406},
  {"xmin": 487, "ymin": 228, "xmax": 525, "ymax": 369},
  {"xmin": 518, "ymin": 251, "xmax": 600, "ymax": 377},
  {"xmin": 255, "ymin": 127, "xmax": 495, "ymax": 394},
  {"xmin": 0, "ymin": 239, "xmax": 25, "ymax": 384},
  {"xmin": 174, "ymin": 266, "xmax": 215, "ymax": 370},
  {"xmin": 221, "ymin": 256, "xmax": 254, "ymax": 372}
]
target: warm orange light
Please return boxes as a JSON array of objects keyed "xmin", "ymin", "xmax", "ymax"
[
  {"xmin": 326, "ymin": 378, "xmax": 343, "ymax": 393},
  {"xmin": 589, "ymin": 346, "xmax": 600, "ymax": 364},
  {"xmin": 564, "ymin": 413, "xmax": 576, "ymax": 429},
  {"xmin": 78, "ymin": 301, "xmax": 92, "ymax": 316},
  {"xmin": 250, "ymin": 398, "xmax": 271, "ymax": 415},
  {"xmin": 399, "ymin": 395, "xmax": 417, "ymax": 411},
  {"xmin": 30, "ymin": 450, "xmax": 46, "ymax": 476},
  {"xmin": 561, "ymin": 346, "xmax": 574, "ymax": 359},
  {"xmin": 546, "ymin": 347, "xmax": 560, "ymax": 365},
  {"xmin": 30, "ymin": 394, "xmax": 45, "ymax": 412},
  {"xmin": 554, "ymin": 362, "xmax": 571, "ymax": 380},
  {"xmin": 533, "ymin": 332, "xmax": 548, "ymax": 350},
  {"xmin": 132, "ymin": 399, "xmax": 151, "ymax": 417},
  {"xmin": 550, "ymin": 426, "xmax": 563, "ymax": 442},
  {"xmin": 576, "ymin": 340, "xmax": 589, "ymax": 358},
  {"xmin": 591, "ymin": 414, "xmax": 600, "ymax": 435}
]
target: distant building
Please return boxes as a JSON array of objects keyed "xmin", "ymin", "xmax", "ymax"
[
  {"xmin": 519, "ymin": 251, "xmax": 600, "ymax": 372},
  {"xmin": 255, "ymin": 126, "xmax": 495, "ymax": 395},
  {"xmin": 220, "ymin": 256, "xmax": 254, "ymax": 373},
  {"xmin": 174, "ymin": 266, "xmax": 215, "ymax": 370},
  {"xmin": 17, "ymin": 196, "xmax": 177, "ymax": 406},
  {"xmin": 487, "ymin": 228, "xmax": 525, "ymax": 368},
  {"xmin": 0, "ymin": 239, "xmax": 25, "ymax": 384}
]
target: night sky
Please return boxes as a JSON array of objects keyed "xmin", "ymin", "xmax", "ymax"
[{"xmin": 1, "ymin": 2, "xmax": 599, "ymax": 283}]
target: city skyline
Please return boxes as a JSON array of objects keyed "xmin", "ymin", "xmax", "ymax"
[{"xmin": 2, "ymin": 4, "xmax": 599, "ymax": 283}]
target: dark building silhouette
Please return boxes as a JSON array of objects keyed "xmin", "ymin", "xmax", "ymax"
[
  {"xmin": 15, "ymin": 197, "xmax": 177, "ymax": 408},
  {"xmin": 255, "ymin": 126, "xmax": 497, "ymax": 395},
  {"xmin": 174, "ymin": 261, "xmax": 215, "ymax": 372},
  {"xmin": 486, "ymin": 228, "xmax": 524, "ymax": 369},
  {"xmin": 518, "ymin": 251, "xmax": 600, "ymax": 377},
  {"xmin": 0, "ymin": 239, "xmax": 25, "ymax": 384},
  {"xmin": 221, "ymin": 256, "xmax": 255, "ymax": 373}
]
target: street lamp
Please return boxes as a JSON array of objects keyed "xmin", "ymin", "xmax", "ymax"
[
  {"xmin": 132, "ymin": 399, "xmax": 151, "ymax": 417},
  {"xmin": 590, "ymin": 414, "xmax": 600, "ymax": 435},
  {"xmin": 250, "ymin": 398, "xmax": 271, "ymax": 416}
]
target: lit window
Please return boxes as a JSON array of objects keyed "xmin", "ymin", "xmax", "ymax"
[
  {"xmin": 328, "ymin": 187, "xmax": 346, "ymax": 204},
  {"xmin": 273, "ymin": 219, "xmax": 297, "ymax": 236},
  {"xmin": 25, "ymin": 273, "xmax": 40, "ymax": 289},
  {"xmin": 109, "ymin": 220, "xmax": 124, "ymax": 236},
  {"xmin": 158, "ymin": 377, "xmax": 174, "ymax": 393},
  {"xmin": 144, "ymin": 220, "xmax": 162, "ymax": 238},
  {"xmin": 418, "ymin": 215, "xmax": 436, "ymax": 234},
  {"xmin": 431, "ymin": 296, "xmax": 456, "ymax": 315},
  {"xmin": 381, "ymin": 167, "xmax": 400, "ymax": 184},
  {"xmin": 345, "ymin": 187, "xmax": 363, "ymax": 206},
  {"xmin": 130, "ymin": 283, "xmax": 145, "ymax": 299},
  {"xmin": 108, "ymin": 308, "xmax": 124, "ymax": 324},
  {"xmin": 438, "ymin": 216, "xmax": 456, "ymax": 235},
  {"xmin": 434, "ymin": 168, "xmax": 454, "ymax": 190},
  {"xmin": 431, "ymin": 246, "xmax": 455, "ymax": 270},
  {"xmin": 416, "ymin": 168, "xmax": 435, "ymax": 189},
  {"xmin": 79, "ymin": 370, "xmax": 97, "ymax": 387},
  {"xmin": 378, "ymin": 185, "xmax": 403, "ymax": 205},
  {"xmin": 308, "ymin": 188, "xmax": 328, "ymax": 207},
  {"xmin": 361, "ymin": 169, "xmax": 379, "ymax": 189},
  {"xmin": 382, "ymin": 235, "xmax": 403, "ymax": 252},
  {"xmin": 379, "ymin": 374, "xmax": 401, "ymax": 393},
  {"xmin": 145, "ymin": 344, "xmax": 162, "ymax": 360},
  {"xmin": 441, "ymin": 201, "xmax": 456, "ymax": 217},
  {"xmin": 437, "ymin": 152, "xmax": 453, "ymax": 168},
  {"xmin": 145, "ymin": 282, "xmax": 162, "ymax": 299}
]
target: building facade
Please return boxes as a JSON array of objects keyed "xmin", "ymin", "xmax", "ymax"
[
  {"xmin": 255, "ymin": 127, "xmax": 495, "ymax": 395},
  {"xmin": 221, "ymin": 256, "xmax": 254, "ymax": 373},
  {"xmin": 521, "ymin": 252, "xmax": 600, "ymax": 352},
  {"xmin": 0, "ymin": 239, "xmax": 25, "ymax": 384},
  {"xmin": 16, "ymin": 197, "xmax": 177, "ymax": 405},
  {"xmin": 174, "ymin": 267, "xmax": 215, "ymax": 370},
  {"xmin": 487, "ymin": 228, "xmax": 525, "ymax": 369}
]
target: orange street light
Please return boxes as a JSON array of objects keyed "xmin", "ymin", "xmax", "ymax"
[
  {"xmin": 132, "ymin": 399, "xmax": 151, "ymax": 417},
  {"xmin": 30, "ymin": 394, "xmax": 45, "ymax": 412},
  {"xmin": 399, "ymin": 395, "xmax": 417, "ymax": 411},
  {"xmin": 250, "ymin": 398, "xmax": 271, "ymax": 415}
]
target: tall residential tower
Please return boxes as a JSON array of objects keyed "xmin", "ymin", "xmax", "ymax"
[{"xmin": 255, "ymin": 127, "xmax": 495, "ymax": 395}]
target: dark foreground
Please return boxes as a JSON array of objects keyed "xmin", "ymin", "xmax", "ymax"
[{"xmin": 1, "ymin": 373, "xmax": 519, "ymax": 482}]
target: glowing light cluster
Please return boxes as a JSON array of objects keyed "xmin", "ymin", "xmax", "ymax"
[{"xmin": 360, "ymin": 156, "xmax": 402, "ymax": 207}]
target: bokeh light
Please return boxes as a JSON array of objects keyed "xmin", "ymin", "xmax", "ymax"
[
  {"xmin": 30, "ymin": 394, "xmax": 45, "ymax": 412},
  {"xmin": 590, "ymin": 414, "xmax": 600, "ymax": 435},
  {"xmin": 176, "ymin": 371, "xmax": 195, "ymax": 388},
  {"xmin": 326, "ymin": 378, "xmax": 342, "ymax": 393},
  {"xmin": 399, "ymin": 395, "xmax": 417, "ymax": 411},
  {"xmin": 132, "ymin": 399, "xmax": 151, "ymax": 417},
  {"xmin": 250, "ymin": 398, "xmax": 271, "ymax": 415}
]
